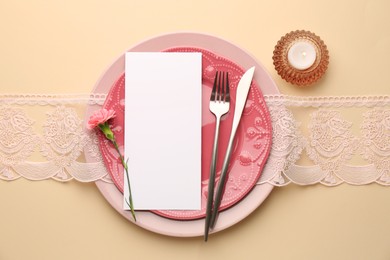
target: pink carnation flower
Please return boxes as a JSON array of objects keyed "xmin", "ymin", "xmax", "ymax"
[
  {"xmin": 87, "ymin": 109, "xmax": 116, "ymax": 130},
  {"xmin": 86, "ymin": 108, "xmax": 136, "ymax": 221}
]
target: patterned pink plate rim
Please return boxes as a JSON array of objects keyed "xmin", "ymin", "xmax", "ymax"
[{"xmin": 98, "ymin": 47, "xmax": 272, "ymax": 220}]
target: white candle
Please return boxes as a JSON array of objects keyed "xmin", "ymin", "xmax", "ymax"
[{"xmin": 287, "ymin": 41, "xmax": 316, "ymax": 70}]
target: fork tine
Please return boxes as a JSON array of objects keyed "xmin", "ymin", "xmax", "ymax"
[
  {"xmin": 221, "ymin": 72, "xmax": 226, "ymax": 102},
  {"xmin": 225, "ymin": 72, "xmax": 230, "ymax": 103},
  {"xmin": 211, "ymin": 71, "xmax": 219, "ymax": 101},
  {"xmin": 220, "ymin": 72, "xmax": 226, "ymax": 102},
  {"xmin": 217, "ymin": 72, "xmax": 222, "ymax": 102}
]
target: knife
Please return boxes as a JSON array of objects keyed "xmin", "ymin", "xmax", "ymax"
[{"xmin": 209, "ymin": 66, "xmax": 255, "ymax": 229}]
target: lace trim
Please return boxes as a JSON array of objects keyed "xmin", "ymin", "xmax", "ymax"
[
  {"xmin": 0, "ymin": 94, "xmax": 389, "ymax": 186},
  {"xmin": 264, "ymin": 95, "xmax": 390, "ymax": 107},
  {"xmin": 0, "ymin": 96, "xmax": 112, "ymax": 183},
  {"xmin": 0, "ymin": 93, "xmax": 107, "ymax": 105},
  {"xmin": 260, "ymin": 95, "xmax": 390, "ymax": 186}
]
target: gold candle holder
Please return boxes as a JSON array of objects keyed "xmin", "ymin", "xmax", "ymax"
[{"xmin": 273, "ymin": 30, "xmax": 329, "ymax": 87}]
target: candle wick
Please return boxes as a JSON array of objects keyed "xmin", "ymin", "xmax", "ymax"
[{"xmin": 302, "ymin": 51, "xmax": 307, "ymax": 58}]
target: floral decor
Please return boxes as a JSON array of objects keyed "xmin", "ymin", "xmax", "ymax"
[{"xmin": 87, "ymin": 109, "xmax": 136, "ymax": 221}]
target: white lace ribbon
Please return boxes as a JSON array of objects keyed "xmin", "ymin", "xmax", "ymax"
[
  {"xmin": 0, "ymin": 94, "xmax": 110, "ymax": 182},
  {"xmin": 261, "ymin": 95, "xmax": 390, "ymax": 186},
  {"xmin": 1, "ymin": 94, "xmax": 389, "ymax": 186}
]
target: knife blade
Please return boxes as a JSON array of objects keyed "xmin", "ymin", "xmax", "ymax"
[{"xmin": 209, "ymin": 66, "xmax": 255, "ymax": 229}]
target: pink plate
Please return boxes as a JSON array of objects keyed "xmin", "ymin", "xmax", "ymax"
[
  {"xmin": 86, "ymin": 32, "xmax": 279, "ymax": 236},
  {"xmin": 100, "ymin": 47, "xmax": 272, "ymax": 220}
]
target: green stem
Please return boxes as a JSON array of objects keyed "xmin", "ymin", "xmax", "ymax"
[{"xmin": 112, "ymin": 140, "xmax": 136, "ymax": 222}]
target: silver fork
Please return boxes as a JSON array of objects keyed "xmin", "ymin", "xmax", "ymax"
[{"xmin": 204, "ymin": 71, "xmax": 230, "ymax": 241}]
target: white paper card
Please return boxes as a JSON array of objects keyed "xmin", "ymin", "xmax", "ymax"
[{"xmin": 124, "ymin": 52, "xmax": 202, "ymax": 210}]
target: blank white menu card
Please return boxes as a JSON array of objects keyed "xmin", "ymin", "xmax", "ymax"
[{"xmin": 124, "ymin": 52, "xmax": 202, "ymax": 210}]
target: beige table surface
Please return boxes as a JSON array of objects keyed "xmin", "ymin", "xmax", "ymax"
[{"xmin": 1, "ymin": 0, "xmax": 390, "ymax": 259}]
